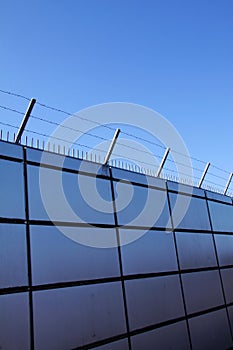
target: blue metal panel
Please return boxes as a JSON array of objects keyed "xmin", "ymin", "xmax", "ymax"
[
  {"xmin": 27, "ymin": 165, "xmax": 114, "ymax": 224},
  {"xmin": 111, "ymin": 167, "xmax": 166, "ymax": 189},
  {"xmin": 228, "ymin": 305, "xmax": 233, "ymax": 335},
  {"xmin": 0, "ymin": 292, "xmax": 30, "ymax": 349},
  {"xmin": 30, "ymin": 225, "xmax": 120, "ymax": 285},
  {"xmin": 120, "ymin": 229, "xmax": 178, "ymax": 275},
  {"xmin": 189, "ymin": 309, "xmax": 232, "ymax": 350},
  {"xmin": 0, "ymin": 159, "xmax": 25, "ymax": 219},
  {"xmin": 167, "ymin": 181, "xmax": 205, "ymax": 197},
  {"xmin": 26, "ymin": 147, "xmax": 110, "ymax": 177},
  {"xmin": 131, "ymin": 321, "xmax": 190, "ymax": 350},
  {"xmin": 33, "ymin": 283, "xmax": 126, "ymax": 349},
  {"xmin": 208, "ymin": 201, "xmax": 233, "ymax": 232},
  {"xmin": 93, "ymin": 339, "xmax": 129, "ymax": 350},
  {"xmin": 125, "ymin": 276, "xmax": 185, "ymax": 330},
  {"xmin": 0, "ymin": 140, "xmax": 23, "ymax": 159},
  {"xmin": 114, "ymin": 182, "xmax": 171, "ymax": 228},
  {"xmin": 169, "ymin": 193, "xmax": 211, "ymax": 230},
  {"xmin": 221, "ymin": 268, "xmax": 233, "ymax": 303},
  {"xmin": 176, "ymin": 232, "xmax": 217, "ymax": 269},
  {"xmin": 182, "ymin": 271, "xmax": 224, "ymax": 314},
  {"xmin": 214, "ymin": 234, "xmax": 233, "ymax": 266},
  {"xmin": 0, "ymin": 224, "xmax": 28, "ymax": 288},
  {"xmin": 206, "ymin": 191, "xmax": 232, "ymax": 204}
]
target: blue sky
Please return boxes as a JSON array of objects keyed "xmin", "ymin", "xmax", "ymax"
[{"xmin": 0, "ymin": 0, "xmax": 233, "ymax": 188}]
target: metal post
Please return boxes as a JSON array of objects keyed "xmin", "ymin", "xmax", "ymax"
[
  {"xmin": 103, "ymin": 128, "xmax": 120, "ymax": 165},
  {"xmin": 156, "ymin": 147, "xmax": 170, "ymax": 177},
  {"xmin": 198, "ymin": 162, "xmax": 210, "ymax": 188},
  {"xmin": 15, "ymin": 98, "xmax": 36, "ymax": 144},
  {"xmin": 224, "ymin": 172, "xmax": 233, "ymax": 196}
]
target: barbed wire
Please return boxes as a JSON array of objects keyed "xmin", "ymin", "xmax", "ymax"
[
  {"xmin": 0, "ymin": 102, "xmax": 205, "ymax": 172},
  {"xmin": 0, "ymin": 89, "xmax": 31, "ymax": 101},
  {"xmin": 0, "ymin": 125, "xmax": 231, "ymax": 194},
  {"xmin": 0, "ymin": 89, "xmax": 211, "ymax": 163},
  {"xmin": 0, "ymin": 88, "xmax": 232, "ymax": 188},
  {"xmin": 0, "ymin": 104, "xmax": 25, "ymax": 116}
]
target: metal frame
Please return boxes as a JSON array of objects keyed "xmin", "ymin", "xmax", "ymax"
[
  {"xmin": 15, "ymin": 98, "xmax": 36, "ymax": 144},
  {"xmin": 157, "ymin": 147, "xmax": 170, "ymax": 177},
  {"xmin": 103, "ymin": 128, "xmax": 120, "ymax": 165},
  {"xmin": 198, "ymin": 162, "xmax": 210, "ymax": 188},
  {"xmin": 224, "ymin": 173, "xmax": 233, "ymax": 196}
]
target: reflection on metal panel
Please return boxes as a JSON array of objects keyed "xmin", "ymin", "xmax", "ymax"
[
  {"xmin": 125, "ymin": 276, "xmax": 185, "ymax": 330},
  {"xmin": 176, "ymin": 232, "xmax": 217, "ymax": 269},
  {"xmin": 131, "ymin": 321, "xmax": 190, "ymax": 350},
  {"xmin": 182, "ymin": 270, "xmax": 224, "ymax": 314},
  {"xmin": 30, "ymin": 225, "xmax": 120, "ymax": 285},
  {"xmin": 120, "ymin": 229, "xmax": 178, "ymax": 274},
  {"xmin": 0, "ymin": 293, "xmax": 30, "ymax": 350},
  {"xmin": 33, "ymin": 283, "xmax": 126, "ymax": 349},
  {"xmin": 0, "ymin": 159, "xmax": 25, "ymax": 219},
  {"xmin": 189, "ymin": 309, "xmax": 232, "ymax": 350},
  {"xmin": 0, "ymin": 224, "xmax": 28, "ymax": 288}
]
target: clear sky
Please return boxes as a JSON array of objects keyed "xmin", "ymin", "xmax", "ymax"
[{"xmin": 0, "ymin": 0, "xmax": 233, "ymax": 188}]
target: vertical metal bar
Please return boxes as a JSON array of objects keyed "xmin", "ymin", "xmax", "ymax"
[
  {"xmin": 104, "ymin": 128, "xmax": 120, "ymax": 165},
  {"xmin": 15, "ymin": 98, "xmax": 36, "ymax": 144},
  {"xmin": 224, "ymin": 173, "xmax": 233, "ymax": 195},
  {"xmin": 156, "ymin": 147, "xmax": 170, "ymax": 177},
  {"xmin": 198, "ymin": 162, "xmax": 210, "ymax": 188}
]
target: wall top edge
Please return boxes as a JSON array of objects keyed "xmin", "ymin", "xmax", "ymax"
[{"xmin": 0, "ymin": 139, "xmax": 232, "ymax": 203}]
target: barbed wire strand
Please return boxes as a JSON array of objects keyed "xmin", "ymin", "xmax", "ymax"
[
  {"xmin": 0, "ymin": 104, "xmax": 206, "ymax": 173},
  {"xmin": 0, "ymin": 89, "xmax": 231, "ymax": 176},
  {"xmin": 0, "ymin": 89, "xmax": 31, "ymax": 101}
]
